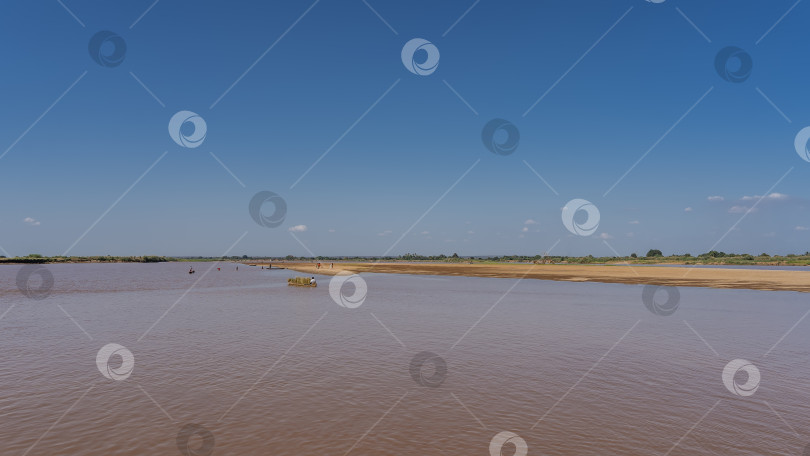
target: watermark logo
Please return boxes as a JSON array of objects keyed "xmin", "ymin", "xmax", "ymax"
[
  {"xmin": 561, "ymin": 199, "xmax": 600, "ymax": 236},
  {"xmin": 169, "ymin": 111, "xmax": 207, "ymax": 148},
  {"xmin": 16, "ymin": 264, "xmax": 54, "ymax": 300},
  {"xmin": 482, "ymin": 119, "xmax": 520, "ymax": 156},
  {"xmin": 249, "ymin": 191, "xmax": 287, "ymax": 228},
  {"xmin": 96, "ymin": 343, "xmax": 135, "ymax": 381},
  {"xmin": 715, "ymin": 46, "xmax": 753, "ymax": 83},
  {"xmin": 176, "ymin": 423, "xmax": 215, "ymax": 456},
  {"xmin": 489, "ymin": 431, "xmax": 528, "ymax": 456},
  {"xmin": 722, "ymin": 358, "xmax": 760, "ymax": 397},
  {"xmin": 401, "ymin": 38, "xmax": 440, "ymax": 76},
  {"xmin": 88, "ymin": 31, "xmax": 127, "ymax": 68},
  {"xmin": 409, "ymin": 351, "xmax": 447, "ymax": 387},
  {"xmin": 642, "ymin": 285, "xmax": 680, "ymax": 316},
  {"xmin": 329, "ymin": 273, "xmax": 367, "ymax": 308},
  {"xmin": 794, "ymin": 127, "xmax": 810, "ymax": 162}
]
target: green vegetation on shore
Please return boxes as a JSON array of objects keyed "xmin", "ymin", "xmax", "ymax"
[
  {"xmin": 223, "ymin": 251, "xmax": 810, "ymax": 266},
  {"xmin": 3, "ymin": 251, "xmax": 809, "ymax": 266},
  {"xmin": 0, "ymin": 254, "xmax": 172, "ymax": 264}
]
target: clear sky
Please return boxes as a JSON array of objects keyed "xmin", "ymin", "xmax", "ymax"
[{"xmin": 1, "ymin": 0, "xmax": 808, "ymax": 257}]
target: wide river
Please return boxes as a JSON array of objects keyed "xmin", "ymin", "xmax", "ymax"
[{"xmin": 2, "ymin": 263, "xmax": 808, "ymax": 455}]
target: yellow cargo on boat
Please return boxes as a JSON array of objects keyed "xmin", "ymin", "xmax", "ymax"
[{"xmin": 288, "ymin": 277, "xmax": 316, "ymax": 287}]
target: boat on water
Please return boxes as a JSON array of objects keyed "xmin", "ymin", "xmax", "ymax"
[{"xmin": 288, "ymin": 277, "xmax": 317, "ymax": 287}]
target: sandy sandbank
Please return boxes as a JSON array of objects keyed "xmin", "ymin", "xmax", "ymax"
[{"xmin": 250, "ymin": 262, "xmax": 810, "ymax": 293}]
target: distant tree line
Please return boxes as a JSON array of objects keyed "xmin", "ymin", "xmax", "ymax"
[
  {"xmin": 0, "ymin": 254, "xmax": 172, "ymax": 264},
  {"xmin": 4, "ymin": 251, "xmax": 810, "ymax": 266}
]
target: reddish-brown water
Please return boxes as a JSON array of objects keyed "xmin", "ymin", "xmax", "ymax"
[{"xmin": 2, "ymin": 263, "xmax": 809, "ymax": 455}]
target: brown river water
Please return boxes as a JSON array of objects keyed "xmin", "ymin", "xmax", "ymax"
[{"xmin": 1, "ymin": 262, "xmax": 809, "ymax": 455}]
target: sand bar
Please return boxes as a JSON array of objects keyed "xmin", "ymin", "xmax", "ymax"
[{"xmin": 256, "ymin": 262, "xmax": 810, "ymax": 293}]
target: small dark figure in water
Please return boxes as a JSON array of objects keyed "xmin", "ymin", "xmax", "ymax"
[
  {"xmin": 310, "ymin": 277, "xmax": 316, "ymax": 285},
  {"xmin": 189, "ymin": 267, "xmax": 195, "ymax": 274},
  {"xmin": 236, "ymin": 266, "xmax": 238, "ymax": 271}
]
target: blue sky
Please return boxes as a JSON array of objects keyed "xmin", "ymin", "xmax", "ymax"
[{"xmin": 1, "ymin": 0, "xmax": 809, "ymax": 257}]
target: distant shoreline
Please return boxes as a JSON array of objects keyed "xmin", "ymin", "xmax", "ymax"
[
  {"xmin": 0, "ymin": 256, "xmax": 172, "ymax": 264},
  {"xmin": 269, "ymin": 262, "xmax": 810, "ymax": 293},
  {"xmin": 4, "ymin": 258, "xmax": 808, "ymax": 292},
  {"xmin": 3, "ymin": 256, "xmax": 809, "ymax": 267}
]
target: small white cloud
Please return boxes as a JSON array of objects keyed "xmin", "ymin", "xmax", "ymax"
[
  {"xmin": 420, "ymin": 230, "xmax": 430, "ymax": 235},
  {"xmin": 741, "ymin": 193, "xmax": 788, "ymax": 202},
  {"xmin": 684, "ymin": 207, "xmax": 693, "ymax": 212},
  {"xmin": 521, "ymin": 227, "xmax": 529, "ymax": 232},
  {"xmin": 598, "ymin": 232, "xmax": 613, "ymax": 239},
  {"xmin": 328, "ymin": 229, "xmax": 335, "ymax": 233},
  {"xmin": 728, "ymin": 205, "xmax": 753, "ymax": 214},
  {"xmin": 467, "ymin": 230, "xmax": 474, "ymax": 235},
  {"xmin": 378, "ymin": 230, "xmax": 393, "ymax": 236},
  {"xmin": 796, "ymin": 226, "xmax": 809, "ymax": 231},
  {"xmin": 708, "ymin": 196, "xmax": 724, "ymax": 202},
  {"xmin": 524, "ymin": 219, "xmax": 538, "ymax": 225},
  {"xmin": 518, "ymin": 234, "xmax": 525, "ymax": 238},
  {"xmin": 288, "ymin": 224, "xmax": 307, "ymax": 232},
  {"xmin": 23, "ymin": 217, "xmax": 40, "ymax": 226},
  {"xmin": 628, "ymin": 220, "xmax": 639, "ymax": 225}
]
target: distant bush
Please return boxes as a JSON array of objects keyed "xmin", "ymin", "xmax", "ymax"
[{"xmin": 646, "ymin": 249, "xmax": 663, "ymax": 257}]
